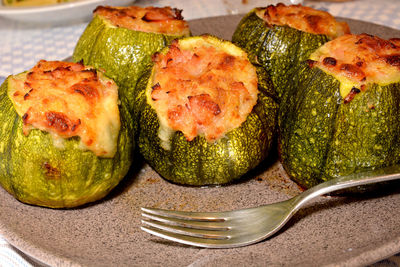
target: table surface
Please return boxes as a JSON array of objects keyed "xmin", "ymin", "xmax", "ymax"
[{"xmin": 1, "ymin": 0, "xmax": 400, "ymax": 266}]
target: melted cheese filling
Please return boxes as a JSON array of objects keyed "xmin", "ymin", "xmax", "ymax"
[
  {"xmin": 256, "ymin": 4, "xmax": 350, "ymax": 39},
  {"xmin": 149, "ymin": 36, "xmax": 259, "ymax": 147},
  {"xmin": 94, "ymin": 6, "xmax": 190, "ymax": 36},
  {"xmin": 309, "ymin": 34, "xmax": 400, "ymax": 100},
  {"xmin": 8, "ymin": 60, "xmax": 120, "ymax": 158}
]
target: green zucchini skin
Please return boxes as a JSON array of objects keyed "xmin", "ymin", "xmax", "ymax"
[
  {"xmin": 324, "ymin": 83, "xmax": 400, "ymax": 179},
  {"xmin": 0, "ymin": 77, "xmax": 134, "ymax": 208},
  {"xmin": 278, "ymin": 62, "xmax": 400, "ymax": 188},
  {"xmin": 232, "ymin": 10, "xmax": 329, "ymax": 99},
  {"xmin": 134, "ymin": 39, "xmax": 278, "ymax": 185},
  {"xmin": 137, "ymin": 88, "xmax": 277, "ymax": 186},
  {"xmin": 72, "ymin": 15, "xmax": 190, "ymax": 113}
]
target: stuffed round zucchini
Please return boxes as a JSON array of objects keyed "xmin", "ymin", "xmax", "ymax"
[
  {"xmin": 232, "ymin": 3, "xmax": 350, "ymax": 99},
  {"xmin": 135, "ymin": 35, "xmax": 278, "ymax": 186},
  {"xmin": 73, "ymin": 5, "xmax": 191, "ymax": 113},
  {"xmin": 279, "ymin": 34, "xmax": 400, "ymax": 189},
  {"xmin": 0, "ymin": 60, "xmax": 134, "ymax": 208}
]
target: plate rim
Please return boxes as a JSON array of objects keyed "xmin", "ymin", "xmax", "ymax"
[{"xmin": 1, "ymin": 14, "xmax": 400, "ymax": 267}]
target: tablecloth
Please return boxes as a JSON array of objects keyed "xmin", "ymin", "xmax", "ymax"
[{"xmin": 1, "ymin": 0, "xmax": 400, "ymax": 266}]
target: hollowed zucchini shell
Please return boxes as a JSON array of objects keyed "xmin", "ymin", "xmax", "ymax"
[
  {"xmin": 134, "ymin": 36, "xmax": 278, "ymax": 186},
  {"xmin": 278, "ymin": 63, "xmax": 400, "ymax": 189},
  {"xmin": 232, "ymin": 9, "xmax": 330, "ymax": 99},
  {"xmin": 0, "ymin": 77, "xmax": 134, "ymax": 208}
]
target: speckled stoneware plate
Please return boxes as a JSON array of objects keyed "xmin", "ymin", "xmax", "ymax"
[{"xmin": 1, "ymin": 15, "xmax": 400, "ymax": 267}]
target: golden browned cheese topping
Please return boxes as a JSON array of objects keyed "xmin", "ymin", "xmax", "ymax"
[
  {"xmin": 8, "ymin": 60, "xmax": 120, "ymax": 158},
  {"xmin": 256, "ymin": 4, "xmax": 350, "ymax": 38},
  {"xmin": 309, "ymin": 34, "xmax": 400, "ymax": 101},
  {"xmin": 94, "ymin": 6, "xmax": 190, "ymax": 36},
  {"xmin": 149, "ymin": 37, "xmax": 259, "ymax": 143}
]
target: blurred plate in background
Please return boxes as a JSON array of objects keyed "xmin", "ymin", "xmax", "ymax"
[{"xmin": 0, "ymin": 0, "xmax": 135, "ymax": 23}]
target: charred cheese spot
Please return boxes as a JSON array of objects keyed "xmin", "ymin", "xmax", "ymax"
[
  {"xmin": 322, "ymin": 57, "xmax": 337, "ymax": 67},
  {"xmin": 45, "ymin": 111, "xmax": 81, "ymax": 133},
  {"xmin": 256, "ymin": 4, "xmax": 350, "ymax": 39},
  {"xmin": 70, "ymin": 82, "xmax": 99, "ymax": 99},
  {"xmin": 339, "ymin": 63, "xmax": 365, "ymax": 81},
  {"xmin": 43, "ymin": 162, "xmax": 61, "ymax": 180},
  {"xmin": 389, "ymin": 38, "xmax": 400, "ymax": 47},
  {"xmin": 93, "ymin": 6, "xmax": 190, "ymax": 36},
  {"xmin": 8, "ymin": 60, "xmax": 120, "ymax": 158},
  {"xmin": 22, "ymin": 112, "xmax": 29, "ymax": 123},
  {"xmin": 149, "ymin": 36, "xmax": 258, "ymax": 143},
  {"xmin": 309, "ymin": 34, "xmax": 400, "ymax": 101},
  {"xmin": 142, "ymin": 7, "xmax": 183, "ymax": 22},
  {"xmin": 385, "ymin": 54, "xmax": 400, "ymax": 66},
  {"xmin": 343, "ymin": 87, "xmax": 361, "ymax": 104}
]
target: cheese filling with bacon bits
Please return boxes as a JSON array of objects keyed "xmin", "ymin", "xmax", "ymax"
[
  {"xmin": 148, "ymin": 36, "xmax": 259, "ymax": 147},
  {"xmin": 94, "ymin": 5, "xmax": 190, "ymax": 36},
  {"xmin": 309, "ymin": 34, "xmax": 400, "ymax": 102},
  {"xmin": 256, "ymin": 4, "xmax": 350, "ymax": 39},
  {"xmin": 8, "ymin": 60, "xmax": 120, "ymax": 158}
]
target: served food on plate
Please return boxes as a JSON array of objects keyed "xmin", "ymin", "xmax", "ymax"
[
  {"xmin": 1, "ymin": 2, "xmax": 397, "ymax": 209},
  {"xmin": 134, "ymin": 35, "xmax": 278, "ymax": 185},
  {"xmin": 278, "ymin": 34, "xmax": 400, "ymax": 189},
  {"xmin": 2, "ymin": 0, "xmax": 73, "ymax": 7},
  {"xmin": 232, "ymin": 3, "xmax": 350, "ymax": 99},
  {"xmin": 0, "ymin": 60, "xmax": 134, "ymax": 208},
  {"xmin": 73, "ymin": 5, "xmax": 191, "ymax": 114}
]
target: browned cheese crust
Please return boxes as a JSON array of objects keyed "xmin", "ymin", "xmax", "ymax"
[
  {"xmin": 308, "ymin": 34, "xmax": 400, "ymax": 101},
  {"xmin": 258, "ymin": 3, "xmax": 350, "ymax": 38},
  {"xmin": 9, "ymin": 60, "xmax": 120, "ymax": 157},
  {"xmin": 150, "ymin": 39, "xmax": 258, "ymax": 142},
  {"xmin": 94, "ymin": 5, "xmax": 190, "ymax": 35}
]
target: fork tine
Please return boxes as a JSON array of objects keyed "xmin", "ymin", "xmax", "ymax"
[
  {"xmin": 141, "ymin": 207, "xmax": 227, "ymax": 221},
  {"xmin": 141, "ymin": 219, "xmax": 229, "ymax": 239},
  {"xmin": 142, "ymin": 211, "xmax": 229, "ymax": 230},
  {"xmin": 141, "ymin": 225, "xmax": 234, "ymax": 248}
]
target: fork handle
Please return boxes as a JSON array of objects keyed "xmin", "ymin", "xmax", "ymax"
[{"xmin": 292, "ymin": 164, "xmax": 400, "ymax": 209}]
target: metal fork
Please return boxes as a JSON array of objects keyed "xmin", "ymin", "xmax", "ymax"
[{"xmin": 141, "ymin": 165, "xmax": 400, "ymax": 248}]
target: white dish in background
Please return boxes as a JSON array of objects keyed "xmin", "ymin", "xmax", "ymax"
[{"xmin": 0, "ymin": 0, "xmax": 135, "ymax": 24}]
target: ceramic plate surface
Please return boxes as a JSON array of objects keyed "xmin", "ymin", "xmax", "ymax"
[
  {"xmin": 0, "ymin": 0, "xmax": 135, "ymax": 23},
  {"xmin": 1, "ymin": 15, "xmax": 400, "ymax": 267}
]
